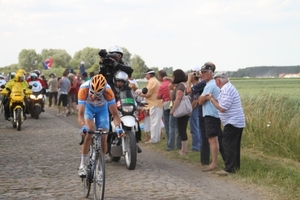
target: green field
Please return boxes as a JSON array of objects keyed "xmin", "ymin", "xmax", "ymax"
[{"xmin": 137, "ymin": 78, "xmax": 300, "ymax": 200}]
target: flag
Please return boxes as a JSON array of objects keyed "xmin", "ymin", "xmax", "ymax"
[{"xmin": 42, "ymin": 58, "xmax": 53, "ymax": 70}]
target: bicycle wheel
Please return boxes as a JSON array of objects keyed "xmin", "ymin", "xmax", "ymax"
[
  {"xmin": 93, "ymin": 150, "xmax": 105, "ymax": 200},
  {"xmin": 82, "ymin": 170, "xmax": 91, "ymax": 198},
  {"xmin": 82, "ymin": 146, "xmax": 93, "ymax": 198}
]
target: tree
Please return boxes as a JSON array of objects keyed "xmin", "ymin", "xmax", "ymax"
[
  {"xmin": 72, "ymin": 47, "xmax": 100, "ymax": 70},
  {"xmin": 130, "ymin": 55, "xmax": 148, "ymax": 79},
  {"xmin": 121, "ymin": 47, "xmax": 131, "ymax": 64},
  {"xmin": 162, "ymin": 67, "xmax": 173, "ymax": 76},
  {"xmin": 18, "ymin": 49, "xmax": 39, "ymax": 71}
]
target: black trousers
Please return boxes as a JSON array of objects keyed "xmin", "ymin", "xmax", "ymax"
[
  {"xmin": 48, "ymin": 92, "xmax": 58, "ymax": 107},
  {"xmin": 223, "ymin": 124, "xmax": 243, "ymax": 173}
]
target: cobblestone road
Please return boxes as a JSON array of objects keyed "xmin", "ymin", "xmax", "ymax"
[{"xmin": 0, "ymin": 107, "xmax": 267, "ymax": 200}]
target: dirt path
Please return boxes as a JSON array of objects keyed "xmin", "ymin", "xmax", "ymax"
[{"xmin": 0, "ymin": 107, "xmax": 268, "ymax": 199}]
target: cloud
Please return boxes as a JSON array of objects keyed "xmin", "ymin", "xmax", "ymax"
[{"xmin": 0, "ymin": 0, "xmax": 299, "ymax": 71}]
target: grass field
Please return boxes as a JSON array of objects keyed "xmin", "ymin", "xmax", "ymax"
[{"xmin": 137, "ymin": 78, "xmax": 300, "ymax": 200}]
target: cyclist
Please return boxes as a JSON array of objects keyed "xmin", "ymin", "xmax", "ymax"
[{"xmin": 77, "ymin": 74, "xmax": 125, "ymax": 177}]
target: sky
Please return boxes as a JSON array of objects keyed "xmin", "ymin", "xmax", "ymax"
[{"xmin": 0, "ymin": 0, "xmax": 299, "ymax": 72}]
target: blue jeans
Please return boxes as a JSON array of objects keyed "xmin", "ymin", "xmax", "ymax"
[
  {"xmin": 168, "ymin": 114, "xmax": 181, "ymax": 150},
  {"xmin": 190, "ymin": 107, "xmax": 201, "ymax": 151},
  {"xmin": 163, "ymin": 109, "xmax": 170, "ymax": 147}
]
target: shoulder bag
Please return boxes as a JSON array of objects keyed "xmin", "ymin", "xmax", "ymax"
[{"xmin": 173, "ymin": 83, "xmax": 192, "ymax": 118}]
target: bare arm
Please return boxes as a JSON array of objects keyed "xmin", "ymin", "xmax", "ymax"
[
  {"xmin": 206, "ymin": 94, "xmax": 226, "ymax": 112},
  {"xmin": 77, "ymin": 104, "xmax": 86, "ymax": 126},
  {"xmin": 170, "ymin": 89, "xmax": 184, "ymax": 115}
]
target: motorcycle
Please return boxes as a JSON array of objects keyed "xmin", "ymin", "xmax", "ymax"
[
  {"xmin": 27, "ymin": 81, "xmax": 44, "ymax": 119},
  {"xmin": 0, "ymin": 83, "xmax": 32, "ymax": 131},
  {"xmin": 108, "ymin": 88, "xmax": 142, "ymax": 170}
]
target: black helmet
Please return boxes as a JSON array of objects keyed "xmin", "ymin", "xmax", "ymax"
[{"xmin": 33, "ymin": 70, "xmax": 40, "ymax": 77}]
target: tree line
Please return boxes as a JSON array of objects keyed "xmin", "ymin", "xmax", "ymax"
[{"xmin": 0, "ymin": 47, "xmax": 174, "ymax": 79}]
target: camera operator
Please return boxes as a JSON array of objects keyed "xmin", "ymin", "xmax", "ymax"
[{"xmin": 98, "ymin": 46, "xmax": 133, "ymax": 90}]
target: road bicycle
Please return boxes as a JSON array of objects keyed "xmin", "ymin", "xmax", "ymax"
[{"xmin": 79, "ymin": 129, "xmax": 116, "ymax": 200}]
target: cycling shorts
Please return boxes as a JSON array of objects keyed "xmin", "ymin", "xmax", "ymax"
[{"xmin": 84, "ymin": 102, "xmax": 110, "ymax": 131}]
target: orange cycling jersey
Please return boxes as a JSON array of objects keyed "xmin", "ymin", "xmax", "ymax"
[{"xmin": 78, "ymin": 80, "xmax": 115, "ymax": 107}]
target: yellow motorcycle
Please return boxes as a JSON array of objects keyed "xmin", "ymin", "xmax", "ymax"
[{"xmin": 0, "ymin": 82, "xmax": 32, "ymax": 131}]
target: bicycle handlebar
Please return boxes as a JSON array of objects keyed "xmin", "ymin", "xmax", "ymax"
[{"xmin": 79, "ymin": 130, "xmax": 117, "ymax": 145}]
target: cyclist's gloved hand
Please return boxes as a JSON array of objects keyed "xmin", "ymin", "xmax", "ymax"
[
  {"xmin": 115, "ymin": 126, "xmax": 124, "ymax": 136},
  {"xmin": 79, "ymin": 125, "xmax": 89, "ymax": 135}
]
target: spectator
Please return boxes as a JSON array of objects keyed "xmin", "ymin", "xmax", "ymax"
[
  {"xmin": 136, "ymin": 69, "xmax": 163, "ymax": 144},
  {"xmin": 157, "ymin": 70, "xmax": 172, "ymax": 150},
  {"xmin": 47, "ymin": 73, "xmax": 58, "ymax": 107},
  {"xmin": 169, "ymin": 69, "xmax": 190, "ymax": 156},
  {"xmin": 79, "ymin": 61, "xmax": 86, "ymax": 75},
  {"xmin": 188, "ymin": 66, "xmax": 202, "ymax": 152},
  {"xmin": 89, "ymin": 72, "xmax": 95, "ymax": 80},
  {"xmin": 128, "ymin": 72, "xmax": 139, "ymax": 89},
  {"xmin": 206, "ymin": 71, "xmax": 245, "ymax": 176},
  {"xmin": 68, "ymin": 73, "xmax": 79, "ymax": 115},
  {"xmin": 57, "ymin": 70, "xmax": 71, "ymax": 116},
  {"xmin": 198, "ymin": 62, "xmax": 223, "ymax": 172},
  {"xmin": 186, "ymin": 70, "xmax": 209, "ymax": 165}
]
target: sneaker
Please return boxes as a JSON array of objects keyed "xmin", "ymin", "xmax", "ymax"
[
  {"xmin": 57, "ymin": 113, "xmax": 62, "ymax": 116},
  {"xmin": 78, "ymin": 165, "xmax": 87, "ymax": 177},
  {"xmin": 62, "ymin": 114, "xmax": 67, "ymax": 117}
]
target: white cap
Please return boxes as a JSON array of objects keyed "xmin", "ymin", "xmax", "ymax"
[
  {"xmin": 81, "ymin": 61, "xmax": 85, "ymax": 65},
  {"xmin": 191, "ymin": 65, "xmax": 201, "ymax": 72}
]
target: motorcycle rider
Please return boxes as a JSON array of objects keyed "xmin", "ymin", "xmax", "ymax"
[
  {"xmin": 1, "ymin": 72, "xmax": 31, "ymax": 120},
  {"xmin": 111, "ymin": 70, "xmax": 144, "ymax": 153},
  {"xmin": 27, "ymin": 73, "xmax": 45, "ymax": 112},
  {"xmin": 77, "ymin": 74, "xmax": 125, "ymax": 177},
  {"xmin": 0, "ymin": 74, "xmax": 6, "ymax": 87}
]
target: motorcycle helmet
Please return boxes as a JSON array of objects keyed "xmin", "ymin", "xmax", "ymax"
[
  {"xmin": 33, "ymin": 70, "xmax": 40, "ymax": 77},
  {"xmin": 89, "ymin": 74, "xmax": 106, "ymax": 95},
  {"xmin": 14, "ymin": 72, "xmax": 24, "ymax": 82},
  {"xmin": 10, "ymin": 72, "xmax": 16, "ymax": 79},
  {"xmin": 113, "ymin": 71, "xmax": 128, "ymax": 88},
  {"xmin": 17, "ymin": 69, "xmax": 26, "ymax": 76},
  {"xmin": 0, "ymin": 74, "xmax": 4, "ymax": 79},
  {"xmin": 108, "ymin": 46, "xmax": 123, "ymax": 56},
  {"xmin": 30, "ymin": 73, "xmax": 38, "ymax": 81}
]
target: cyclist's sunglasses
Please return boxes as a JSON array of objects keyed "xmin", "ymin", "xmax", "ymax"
[{"xmin": 89, "ymin": 90, "xmax": 103, "ymax": 97}]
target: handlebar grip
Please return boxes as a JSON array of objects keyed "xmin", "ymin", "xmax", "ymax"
[{"xmin": 79, "ymin": 137, "xmax": 85, "ymax": 145}]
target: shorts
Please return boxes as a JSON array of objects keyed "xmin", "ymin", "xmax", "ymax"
[
  {"xmin": 204, "ymin": 116, "xmax": 221, "ymax": 138},
  {"xmin": 68, "ymin": 93, "xmax": 77, "ymax": 103},
  {"xmin": 84, "ymin": 102, "xmax": 109, "ymax": 131},
  {"xmin": 58, "ymin": 94, "xmax": 68, "ymax": 107}
]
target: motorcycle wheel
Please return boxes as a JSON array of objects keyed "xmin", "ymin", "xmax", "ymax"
[
  {"xmin": 124, "ymin": 131, "xmax": 137, "ymax": 170},
  {"xmin": 33, "ymin": 106, "xmax": 40, "ymax": 119},
  {"xmin": 16, "ymin": 108, "xmax": 22, "ymax": 131}
]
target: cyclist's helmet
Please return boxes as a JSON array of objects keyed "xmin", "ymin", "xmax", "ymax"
[
  {"xmin": 89, "ymin": 74, "xmax": 106, "ymax": 95},
  {"xmin": 14, "ymin": 72, "xmax": 24, "ymax": 82},
  {"xmin": 114, "ymin": 71, "xmax": 128, "ymax": 86},
  {"xmin": 30, "ymin": 73, "xmax": 38, "ymax": 81},
  {"xmin": 10, "ymin": 72, "xmax": 16, "ymax": 79},
  {"xmin": 33, "ymin": 70, "xmax": 40, "ymax": 77},
  {"xmin": 17, "ymin": 69, "xmax": 26, "ymax": 76},
  {"xmin": 108, "ymin": 46, "xmax": 123, "ymax": 56}
]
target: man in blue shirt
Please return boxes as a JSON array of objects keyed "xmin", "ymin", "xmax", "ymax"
[{"xmin": 198, "ymin": 62, "xmax": 223, "ymax": 172}]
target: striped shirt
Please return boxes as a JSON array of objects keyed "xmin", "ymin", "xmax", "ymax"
[{"xmin": 217, "ymin": 82, "xmax": 245, "ymax": 128}]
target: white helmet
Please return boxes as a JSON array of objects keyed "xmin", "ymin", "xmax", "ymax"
[
  {"xmin": 114, "ymin": 71, "xmax": 128, "ymax": 86},
  {"xmin": 108, "ymin": 46, "xmax": 123, "ymax": 55}
]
